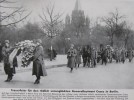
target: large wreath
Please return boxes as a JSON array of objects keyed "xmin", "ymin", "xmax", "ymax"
[{"xmin": 15, "ymin": 40, "xmax": 37, "ymax": 67}]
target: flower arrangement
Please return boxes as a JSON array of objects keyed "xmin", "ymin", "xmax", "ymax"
[{"xmin": 15, "ymin": 40, "xmax": 37, "ymax": 67}]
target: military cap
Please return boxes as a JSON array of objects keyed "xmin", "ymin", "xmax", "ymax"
[{"xmin": 5, "ymin": 40, "xmax": 9, "ymax": 44}]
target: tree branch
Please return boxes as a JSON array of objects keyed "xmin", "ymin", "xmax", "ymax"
[{"xmin": 1, "ymin": 11, "xmax": 32, "ymax": 27}]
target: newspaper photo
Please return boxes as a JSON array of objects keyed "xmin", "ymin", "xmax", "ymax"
[{"xmin": 0, "ymin": 0, "xmax": 134, "ymax": 100}]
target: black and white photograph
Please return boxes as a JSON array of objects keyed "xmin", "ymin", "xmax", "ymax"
[{"xmin": 0, "ymin": 0, "xmax": 134, "ymax": 90}]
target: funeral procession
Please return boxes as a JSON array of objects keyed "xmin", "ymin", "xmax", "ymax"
[{"xmin": 0, "ymin": 0, "xmax": 134, "ymax": 89}]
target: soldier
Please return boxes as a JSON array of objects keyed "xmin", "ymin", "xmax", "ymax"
[
  {"xmin": 87, "ymin": 45, "xmax": 91, "ymax": 67},
  {"xmin": 67, "ymin": 44, "xmax": 77, "ymax": 72},
  {"xmin": 75, "ymin": 46, "xmax": 82, "ymax": 68},
  {"xmin": 2, "ymin": 40, "xmax": 13, "ymax": 82},
  {"xmin": 121, "ymin": 48, "xmax": 126, "ymax": 63},
  {"xmin": 91, "ymin": 47, "xmax": 97, "ymax": 68},
  {"xmin": 32, "ymin": 39, "xmax": 47, "ymax": 84},
  {"xmin": 114, "ymin": 48, "xmax": 121, "ymax": 63},
  {"xmin": 96, "ymin": 47, "xmax": 101, "ymax": 63},
  {"xmin": 128, "ymin": 48, "xmax": 133, "ymax": 62},
  {"xmin": 53, "ymin": 49, "xmax": 57, "ymax": 60},
  {"xmin": 82, "ymin": 46, "xmax": 88, "ymax": 67},
  {"xmin": 107, "ymin": 45, "xmax": 113, "ymax": 63},
  {"xmin": 101, "ymin": 47, "xmax": 108, "ymax": 65},
  {"xmin": 0, "ymin": 42, "xmax": 3, "ymax": 62},
  {"xmin": 119, "ymin": 48, "xmax": 122, "ymax": 62},
  {"xmin": 114, "ymin": 48, "xmax": 119, "ymax": 63},
  {"xmin": 99, "ymin": 44, "xmax": 105, "ymax": 65}
]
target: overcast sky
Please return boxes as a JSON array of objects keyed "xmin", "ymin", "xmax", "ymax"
[{"xmin": 4, "ymin": 0, "xmax": 134, "ymax": 27}]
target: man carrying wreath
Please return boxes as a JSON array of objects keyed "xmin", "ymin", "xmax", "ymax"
[
  {"xmin": 2, "ymin": 40, "xmax": 13, "ymax": 82},
  {"xmin": 32, "ymin": 39, "xmax": 47, "ymax": 84}
]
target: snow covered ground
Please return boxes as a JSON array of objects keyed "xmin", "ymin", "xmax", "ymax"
[{"xmin": 0, "ymin": 58, "xmax": 134, "ymax": 89}]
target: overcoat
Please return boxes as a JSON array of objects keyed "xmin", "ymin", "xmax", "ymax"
[
  {"xmin": 102, "ymin": 49, "xmax": 108, "ymax": 63},
  {"xmin": 2, "ymin": 46, "xmax": 15, "ymax": 74},
  {"xmin": 0, "ymin": 44, "xmax": 3, "ymax": 62},
  {"xmin": 91, "ymin": 49, "xmax": 97, "ymax": 59},
  {"xmin": 76, "ymin": 49, "xmax": 82, "ymax": 64},
  {"xmin": 91, "ymin": 49, "xmax": 97, "ymax": 66},
  {"xmin": 32, "ymin": 45, "xmax": 47, "ymax": 76},
  {"xmin": 128, "ymin": 50, "xmax": 133, "ymax": 60},
  {"xmin": 121, "ymin": 49, "xmax": 126, "ymax": 61},
  {"xmin": 107, "ymin": 49, "xmax": 112, "ymax": 59},
  {"xmin": 114, "ymin": 49, "xmax": 121, "ymax": 61},
  {"xmin": 67, "ymin": 48, "xmax": 77, "ymax": 68}
]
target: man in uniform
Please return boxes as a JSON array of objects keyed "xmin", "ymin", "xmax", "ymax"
[
  {"xmin": 32, "ymin": 39, "xmax": 47, "ymax": 84},
  {"xmin": 121, "ymin": 48, "xmax": 126, "ymax": 63},
  {"xmin": 115, "ymin": 48, "xmax": 121, "ymax": 63},
  {"xmin": 67, "ymin": 44, "xmax": 77, "ymax": 72},
  {"xmin": 75, "ymin": 46, "xmax": 82, "ymax": 68},
  {"xmin": 87, "ymin": 45, "xmax": 91, "ymax": 68},
  {"xmin": 91, "ymin": 47, "xmax": 97, "ymax": 67},
  {"xmin": 128, "ymin": 48, "xmax": 133, "ymax": 62},
  {"xmin": 2, "ymin": 40, "xmax": 13, "ymax": 82},
  {"xmin": 0, "ymin": 42, "xmax": 3, "ymax": 62},
  {"xmin": 107, "ymin": 45, "xmax": 113, "ymax": 63},
  {"xmin": 82, "ymin": 45, "xmax": 88, "ymax": 67},
  {"xmin": 101, "ymin": 46, "xmax": 108, "ymax": 65}
]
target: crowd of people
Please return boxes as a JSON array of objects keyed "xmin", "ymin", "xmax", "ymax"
[
  {"xmin": 67, "ymin": 44, "xmax": 134, "ymax": 72},
  {"xmin": 0, "ymin": 39, "xmax": 134, "ymax": 84}
]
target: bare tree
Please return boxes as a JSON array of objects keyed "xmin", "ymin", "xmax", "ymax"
[
  {"xmin": 102, "ymin": 9, "xmax": 125, "ymax": 46},
  {"xmin": 0, "ymin": 0, "xmax": 31, "ymax": 27},
  {"xmin": 39, "ymin": 3, "xmax": 63, "ymax": 60}
]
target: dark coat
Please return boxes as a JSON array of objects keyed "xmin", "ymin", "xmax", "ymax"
[
  {"xmin": 121, "ymin": 50, "xmax": 126, "ymax": 61},
  {"xmin": 114, "ymin": 49, "xmax": 121, "ymax": 61},
  {"xmin": 82, "ymin": 48, "xmax": 88, "ymax": 58},
  {"xmin": 2, "ymin": 46, "xmax": 15, "ymax": 74},
  {"xmin": 76, "ymin": 49, "xmax": 82, "ymax": 64},
  {"xmin": 128, "ymin": 50, "xmax": 133, "ymax": 60},
  {"xmin": 101, "ymin": 49, "xmax": 108, "ymax": 62},
  {"xmin": 32, "ymin": 45, "xmax": 47, "ymax": 76},
  {"xmin": 0, "ymin": 45, "xmax": 3, "ymax": 62},
  {"xmin": 2, "ymin": 46, "xmax": 12, "ymax": 63}
]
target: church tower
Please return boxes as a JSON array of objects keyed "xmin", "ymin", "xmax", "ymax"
[
  {"xmin": 72, "ymin": 0, "xmax": 84, "ymax": 22},
  {"xmin": 64, "ymin": 0, "xmax": 90, "ymax": 38},
  {"xmin": 71, "ymin": 0, "xmax": 85, "ymax": 37},
  {"xmin": 74, "ymin": 0, "xmax": 81, "ymax": 11}
]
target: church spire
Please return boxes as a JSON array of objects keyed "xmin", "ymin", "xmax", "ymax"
[{"xmin": 74, "ymin": 0, "xmax": 81, "ymax": 11}]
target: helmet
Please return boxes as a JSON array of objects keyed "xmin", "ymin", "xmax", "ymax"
[{"xmin": 36, "ymin": 39, "xmax": 42, "ymax": 44}]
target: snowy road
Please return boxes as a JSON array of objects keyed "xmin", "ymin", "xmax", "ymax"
[{"xmin": 0, "ymin": 60, "xmax": 134, "ymax": 89}]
